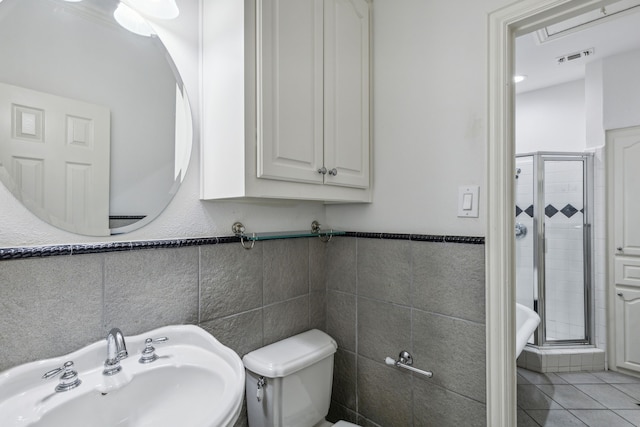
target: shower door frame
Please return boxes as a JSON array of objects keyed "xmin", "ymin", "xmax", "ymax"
[{"xmin": 518, "ymin": 152, "xmax": 594, "ymax": 347}]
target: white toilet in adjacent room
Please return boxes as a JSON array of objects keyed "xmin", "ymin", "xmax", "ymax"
[{"xmin": 242, "ymin": 329, "xmax": 360, "ymax": 427}]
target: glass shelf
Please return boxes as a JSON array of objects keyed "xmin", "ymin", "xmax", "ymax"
[
  {"xmin": 231, "ymin": 221, "xmax": 342, "ymax": 249},
  {"xmin": 241, "ymin": 230, "xmax": 345, "ymax": 241}
]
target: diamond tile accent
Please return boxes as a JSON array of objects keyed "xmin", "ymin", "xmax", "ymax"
[
  {"xmin": 525, "ymin": 205, "xmax": 534, "ymax": 218},
  {"xmin": 561, "ymin": 204, "xmax": 579, "ymax": 218},
  {"xmin": 517, "ymin": 204, "xmax": 584, "ymax": 219},
  {"xmin": 545, "ymin": 205, "xmax": 558, "ymax": 218}
]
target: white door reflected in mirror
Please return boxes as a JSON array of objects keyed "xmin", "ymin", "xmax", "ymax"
[{"xmin": 0, "ymin": 83, "xmax": 111, "ymax": 236}]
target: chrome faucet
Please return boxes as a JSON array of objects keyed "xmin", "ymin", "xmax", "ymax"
[{"xmin": 103, "ymin": 328, "xmax": 128, "ymax": 376}]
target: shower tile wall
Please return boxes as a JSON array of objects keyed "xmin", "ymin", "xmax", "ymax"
[
  {"xmin": 326, "ymin": 237, "xmax": 487, "ymax": 427},
  {"xmin": 0, "ymin": 235, "xmax": 486, "ymax": 426}
]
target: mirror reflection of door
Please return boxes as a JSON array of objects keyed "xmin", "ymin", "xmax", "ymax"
[{"xmin": 0, "ymin": 82, "xmax": 110, "ymax": 236}]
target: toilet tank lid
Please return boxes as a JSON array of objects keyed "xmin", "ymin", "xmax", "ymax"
[{"xmin": 243, "ymin": 329, "xmax": 337, "ymax": 377}]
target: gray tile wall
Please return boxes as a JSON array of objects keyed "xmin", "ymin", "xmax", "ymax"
[
  {"xmin": 326, "ymin": 237, "xmax": 487, "ymax": 427},
  {"xmin": 0, "ymin": 235, "xmax": 486, "ymax": 427},
  {"xmin": 0, "ymin": 238, "xmax": 326, "ymax": 373}
]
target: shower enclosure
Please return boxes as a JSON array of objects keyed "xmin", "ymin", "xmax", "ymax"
[{"xmin": 515, "ymin": 152, "xmax": 594, "ymax": 347}]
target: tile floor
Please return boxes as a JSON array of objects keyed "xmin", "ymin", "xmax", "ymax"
[{"xmin": 518, "ymin": 368, "xmax": 640, "ymax": 426}]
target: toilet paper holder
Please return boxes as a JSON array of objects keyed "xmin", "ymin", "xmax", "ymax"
[{"xmin": 385, "ymin": 350, "xmax": 433, "ymax": 378}]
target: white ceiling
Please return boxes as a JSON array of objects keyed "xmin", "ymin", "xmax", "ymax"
[{"xmin": 515, "ymin": 4, "xmax": 640, "ymax": 93}]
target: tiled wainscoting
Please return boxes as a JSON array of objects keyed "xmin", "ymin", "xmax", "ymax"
[
  {"xmin": 325, "ymin": 236, "xmax": 486, "ymax": 426},
  {"xmin": 0, "ymin": 233, "xmax": 486, "ymax": 427}
]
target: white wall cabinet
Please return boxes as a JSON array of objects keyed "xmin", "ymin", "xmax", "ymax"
[{"xmin": 201, "ymin": 0, "xmax": 371, "ymax": 202}]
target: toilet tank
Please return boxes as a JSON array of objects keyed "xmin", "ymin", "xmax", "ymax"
[{"xmin": 242, "ymin": 329, "xmax": 337, "ymax": 427}]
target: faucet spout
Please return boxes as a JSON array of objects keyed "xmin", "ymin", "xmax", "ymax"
[{"xmin": 103, "ymin": 328, "xmax": 128, "ymax": 376}]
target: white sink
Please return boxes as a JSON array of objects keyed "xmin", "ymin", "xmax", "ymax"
[{"xmin": 0, "ymin": 325, "xmax": 245, "ymax": 427}]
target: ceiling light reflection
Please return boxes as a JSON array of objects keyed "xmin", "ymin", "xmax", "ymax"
[{"xmin": 114, "ymin": 2, "xmax": 156, "ymax": 37}]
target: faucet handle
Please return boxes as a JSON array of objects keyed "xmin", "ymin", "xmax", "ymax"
[
  {"xmin": 139, "ymin": 337, "xmax": 169, "ymax": 364},
  {"xmin": 42, "ymin": 361, "xmax": 82, "ymax": 392}
]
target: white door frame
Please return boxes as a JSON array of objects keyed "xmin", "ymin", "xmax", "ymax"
[{"xmin": 486, "ymin": 1, "xmax": 614, "ymax": 425}]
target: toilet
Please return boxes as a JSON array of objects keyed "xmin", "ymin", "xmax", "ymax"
[{"xmin": 242, "ymin": 329, "xmax": 360, "ymax": 427}]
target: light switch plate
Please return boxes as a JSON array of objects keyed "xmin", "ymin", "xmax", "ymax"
[{"xmin": 458, "ymin": 185, "xmax": 479, "ymax": 218}]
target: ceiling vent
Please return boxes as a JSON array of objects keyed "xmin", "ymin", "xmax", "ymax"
[{"xmin": 556, "ymin": 48, "xmax": 595, "ymax": 65}]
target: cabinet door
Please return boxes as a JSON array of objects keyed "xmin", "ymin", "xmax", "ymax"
[
  {"xmin": 257, "ymin": 0, "xmax": 325, "ymax": 184},
  {"xmin": 323, "ymin": 0, "xmax": 370, "ymax": 188},
  {"xmin": 616, "ymin": 257, "xmax": 640, "ymax": 286},
  {"xmin": 613, "ymin": 127, "xmax": 640, "ymax": 256},
  {"xmin": 615, "ymin": 287, "xmax": 640, "ymax": 372}
]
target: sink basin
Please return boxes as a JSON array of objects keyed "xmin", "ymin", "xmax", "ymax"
[{"xmin": 0, "ymin": 325, "xmax": 244, "ymax": 427}]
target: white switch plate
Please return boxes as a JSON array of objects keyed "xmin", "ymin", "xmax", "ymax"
[{"xmin": 458, "ymin": 185, "xmax": 479, "ymax": 218}]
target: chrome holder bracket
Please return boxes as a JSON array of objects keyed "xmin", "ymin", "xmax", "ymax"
[
  {"xmin": 232, "ymin": 221, "xmax": 255, "ymax": 250},
  {"xmin": 311, "ymin": 220, "xmax": 332, "ymax": 243}
]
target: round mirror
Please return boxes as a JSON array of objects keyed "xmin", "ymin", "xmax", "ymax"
[{"xmin": 0, "ymin": 0, "xmax": 192, "ymax": 236}]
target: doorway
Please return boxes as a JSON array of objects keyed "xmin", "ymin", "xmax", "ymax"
[{"xmin": 486, "ymin": 1, "xmax": 630, "ymax": 425}]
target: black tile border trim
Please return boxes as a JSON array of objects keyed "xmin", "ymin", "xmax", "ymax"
[
  {"xmin": 0, "ymin": 232, "xmax": 484, "ymax": 261},
  {"xmin": 345, "ymin": 231, "xmax": 485, "ymax": 245}
]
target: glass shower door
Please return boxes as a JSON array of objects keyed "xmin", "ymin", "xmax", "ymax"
[{"xmin": 541, "ymin": 157, "xmax": 590, "ymax": 343}]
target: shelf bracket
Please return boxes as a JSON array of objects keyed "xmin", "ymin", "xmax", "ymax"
[
  {"xmin": 311, "ymin": 220, "xmax": 332, "ymax": 243},
  {"xmin": 232, "ymin": 221, "xmax": 255, "ymax": 250}
]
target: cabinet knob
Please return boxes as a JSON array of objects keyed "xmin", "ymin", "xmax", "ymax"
[
  {"xmin": 317, "ymin": 167, "xmax": 327, "ymax": 175},
  {"xmin": 618, "ymin": 292, "xmax": 624, "ymax": 297},
  {"xmin": 617, "ymin": 247, "xmax": 623, "ymax": 252},
  {"xmin": 328, "ymin": 168, "xmax": 338, "ymax": 176}
]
